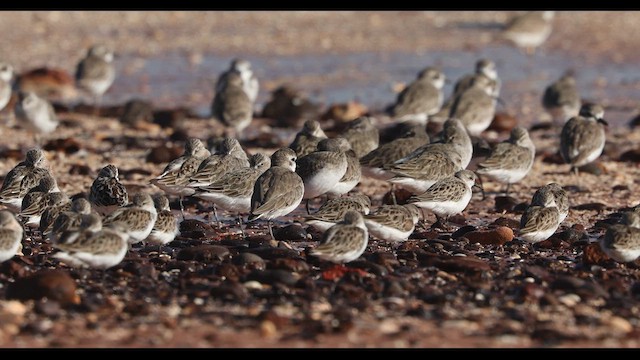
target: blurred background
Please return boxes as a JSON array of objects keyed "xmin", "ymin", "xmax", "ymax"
[{"xmin": 1, "ymin": 11, "xmax": 639, "ymax": 125}]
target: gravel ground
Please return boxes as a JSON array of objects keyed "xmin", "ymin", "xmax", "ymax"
[{"xmin": 2, "ymin": 11, "xmax": 640, "ymax": 348}]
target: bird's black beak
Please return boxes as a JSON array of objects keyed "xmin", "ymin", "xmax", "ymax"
[
  {"xmin": 597, "ymin": 118, "xmax": 609, "ymax": 126},
  {"xmin": 494, "ymin": 96, "xmax": 507, "ymax": 109}
]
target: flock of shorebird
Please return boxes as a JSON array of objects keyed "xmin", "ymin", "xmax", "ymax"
[{"xmin": 0, "ymin": 11, "xmax": 636, "ymax": 273}]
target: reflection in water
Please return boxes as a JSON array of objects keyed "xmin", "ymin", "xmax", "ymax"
[{"xmin": 105, "ymin": 45, "xmax": 640, "ymax": 127}]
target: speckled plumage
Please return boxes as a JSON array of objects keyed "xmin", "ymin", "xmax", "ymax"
[
  {"xmin": 407, "ymin": 170, "xmax": 477, "ymax": 216},
  {"xmin": 310, "ymin": 210, "xmax": 369, "ymax": 263},
  {"xmin": 560, "ymin": 103, "xmax": 607, "ymax": 171},
  {"xmin": 248, "ymin": 148, "xmax": 304, "ymax": 226},
  {"xmin": 20, "ymin": 180, "xmax": 67, "ymax": 228},
  {"xmin": 531, "ymin": 183, "xmax": 569, "ymax": 223},
  {"xmin": 0, "ymin": 148, "xmax": 51, "ymax": 212},
  {"xmin": 46, "ymin": 198, "xmax": 94, "ymax": 244},
  {"xmin": 215, "ymin": 58, "xmax": 259, "ymax": 104},
  {"xmin": 542, "ymin": 72, "xmax": 581, "ymax": 124},
  {"xmin": 477, "ymin": 127, "xmax": 536, "ymax": 192},
  {"xmin": 194, "ymin": 152, "xmax": 271, "ymax": 215},
  {"xmin": 89, "ymin": 164, "xmax": 128, "ymax": 215},
  {"xmin": 75, "ymin": 44, "xmax": 116, "ymax": 100},
  {"xmin": 145, "ymin": 194, "xmax": 180, "ymax": 246},
  {"xmin": 449, "ymin": 75, "xmax": 498, "ymax": 136},
  {"xmin": 151, "ymin": 138, "xmax": 211, "ymax": 197},
  {"xmin": 212, "ymin": 71, "xmax": 253, "ymax": 138},
  {"xmin": 103, "ymin": 193, "xmax": 157, "ymax": 244},
  {"xmin": 519, "ymin": 188, "xmax": 560, "ymax": 243},
  {"xmin": 391, "ymin": 67, "xmax": 446, "ymax": 123},
  {"xmin": 187, "ymin": 138, "xmax": 250, "ymax": 190},
  {"xmin": 339, "ymin": 116, "xmax": 380, "ymax": 158},
  {"xmin": 296, "ymin": 138, "xmax": 349, "ymax": 200},
  {"xmin": 289, "ymin": 120, "xmax": 328, "ymax": 158},
  {"xmin": 303, "ymin": 193, "xmax": 371, "ymax": 232},
  {"xmin": 360, "ymin": 125, "xmax": 430, "ymax": 181},
  {"xmin": 53, "ymin": 214, "xmax": 129, "ymax": 269},
  {"xmin": 0, "ymin": 211, "xmax": 24, "ymax": 263},
  {"xmin": 364, "ymin": 204, "xmax": 421, "ymax": 242}
]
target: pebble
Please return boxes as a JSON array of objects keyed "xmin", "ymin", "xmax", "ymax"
[
  {"xmin": 177, "ymin": 245, "xmax": 230, "ymax": 262},
  {"xmin": 6, "ymin": 269, "xmax": 80, "ymax": 306}
]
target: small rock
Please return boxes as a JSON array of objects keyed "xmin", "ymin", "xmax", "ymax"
[
  {"xmin": 246, "ymin": 269, "xmax": 300, "ymax": 286},
  {"xmin": 210, "ymin": 281, "xmax": 250, "ymax": 302},
  {"xmin": 273, "ymin": 223, "xmax": 307, "ymax": 241},
  {"xmin": 618, "ymin": 148, "xmax": 640, "ymax": 162},
  {"xmin": 451, "ymin": 225, "xmax": 477, "ymax": 239},
  {"xmin": 234, "ymin": 253, "xmax": 266, "ymax": 270},
  {"xmin": 153, "ymin": 108, "xmax": 189, "ymax": 129},
  {"xmin": 488, "ymin": 112, "xmax": 517, "ymax": 132},
  {"xmin": 6, "ymin": 269, "xmax": 80, "ymax": 306},
  {"xmin": 146, "ymin": 144, "xmax": 183, "ymax": 164},
  {"xmin": 606, "ymin": 316, "xmax": 633, "ymax": 334},
  {"xmin": 491, "ymin": 217, "xmax": 520, "ymax": 230},
  {"xmin": 464, "ymin": 226, "xmax": 514, "ymax": 246},
  {"xmin": 43, "ymin": 138, "xmax": 81, "ymax": 154},
  {"xmin": 177, "ymin": 245, "xmax": 230, "ymax": 262},
  {"xmin": 494, "ymin": 196, "xmax": 519, "ymax": 213},
  {"xmin": 572, "ymin": 203, "xmax": 608, "ymax": 213},
  {"xmin": 249, "ymin": 247, "xmax": 301, "ymax": 261},
  {"xmin": 348, "ymin": 260, "xmax": 388, "ymax": 277},
  {"xmin": 271, "ymin": 258, "xmax": 310, "ymax": 273},
  {"xmin": 321, "ymin": 101, "xmax": 368, "ymax": 122},
  {"xmin": 382, "ymin": 187, "xmax": 413, "ymax": 205},
  {"xmin": 433, "ymin": 256, "xmax": 492, "ymax": 273},
  {"xmin": 34, "ymin": 298, "xmax": 62, "ymax": 316},
  {"xmin": 583, "ymin": 243, "xmax": 611, "ymax": 266},
  {"xmin": 558, "ymin": 293, "xmax": 581, "ymax": 307},
  {"xmin": 577, "ymin": 162, "xmax": 606, "ymax": 175}
]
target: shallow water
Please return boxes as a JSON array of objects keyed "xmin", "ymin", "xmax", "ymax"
[{"xmin": 106, "ymin": 44, "xmax": 640, "ymax": 127}]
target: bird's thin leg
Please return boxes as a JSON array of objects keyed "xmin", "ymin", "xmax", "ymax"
[
  {"xmin": 179, "ymin": 196, "xmax": 185, "ymax": 220},
  {"xmin": 390, "ymin": 184, "xmax": 398, "ymax": 205},
  {"xmin": 211, "ymin": 204, "xmax": 221, "ymax": 228},
  {"xmin": 505, "ymin": 183, "xmax": 511, "ymax": 196},
  {"xmin": 268, "ymin": 220, "xmax": 275, "ymax": 240},
  {"xmin": 306, "ymin": 199, "xmax": 311, "ymax": 215},
  {"xmin": 237, "ymin": 213, "xmax": 246, "ymax": 238}
]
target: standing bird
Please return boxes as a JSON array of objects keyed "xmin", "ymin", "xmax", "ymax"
[
  {"xmin": 0, "ymin": 62, "xmax": 13, "ymax": 112},
  {"xmin": 531, "ymin": 183, "xmax": 569, "ymax": 223},
  {"xmin": 296, "ymin": 138, "xmax": 349, "ymax": 213},
  {"xmin": 518, "ymin": 188, "xmax": 560, "ymax": 244},
  {"xmin": 360, "ymin": 124, "xmax": 430, "ymax": 181},
  {"xmin": 390, "ymin": 67, "xmax": 446, "ymax": 124},
  {"xmin": 326, "ymin": 139, "xmax": 361, "ymax": 199},
  {"xmin": 339, "ymin": 116, "xmax": 380, "ymax": 158},
  {"xmin": 0, "ymin": 210, "xmax": 24, "ymax": 264},
  {"xmin": 19, "ymin": 175, "xmax": 66, "ymax": 228},
  {"xmin": 14, "ymin": 91, "xmax": 59, "ymax": 145},
  {"xmin": 89, "ymin": 164, "xmax": 128, "ymax": 216},
  {"xmin": 193, "ymin": 152, "xmax": 271, "ymax": 236},
  {"xmin": 309, "ymin": 210, "xmax": 369, "ymax": 264},
  {"xmin": 103, "ymin": 192, "xmax": 158, "ymax": 245},
  {"xmin": 0, "ymin": 148, "xmax": 51, "ymax": 212},
  {"xmin": 151, "ymin": 138, "xmax": 211, "ymax": 216},
  {"xmin": 559, "ymin": 103, "xmax": 608, "ymax": 175},
  {"xmin": 215, "ymin": 58, "xmax": 259, "ymax": 105},
  {"xmin": 44, "ymin": 197, "xmax": 93, "ymax": 243},
  {"xmin": 542, "ymin": 72, "xmax": 581, "ymax": 125},
  {"xmin": 364, "ymin": 204, "xmax": 421, "ymax": 242},
  {"xmin": 502, "ymin": 11, "xmax": 555, "ymax": 55},
  {"xmin": 600, "ymin": 212, "xmax": 640, "ymax": 263},
  {"xmin": 385, "ymin": 118, "xmax": 472, "ymax": 194},
  {"xmin": 75, "ymin": 44, "xmax": 116, "ymax": 109},
  {"xmin": 476, "ymin": 127, "xmax": 536, "ymax": 195},
  {"xmin": 52, "ymin": 214, "xmax": 130, "ymax": 269},
  {"xmin": 211, "ymin": 71, "xmax": 253, "ymax": 139},
  {"xmin": 289, "ymin": 119, "xmax": 328, "ymax": 158},
  {"xmin": 303, "ymin": 193, "xmax": 371, "ymax": 232},
  {"xmin": 407, "ymin": 170, "xmax": 481, "ymax": 230},
  {"xmin": 145, "ymin": 194, "xmax": 180, "ymax": 248},
  {"xmin": 449, "ymin": 75, "xmax": 498, "ymax": 137},
  {"xmin": 248, "ymin": 148, "xmax": 304, "ymax": 239},
  {"xmin": 439, "ymin": 59, "xmax": 501, "ymax": 117}
]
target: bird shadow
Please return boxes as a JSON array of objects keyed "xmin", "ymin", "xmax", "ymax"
[{"xmin": 452, "ymin": 21, "xmax": 505, "ymax": 31}]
